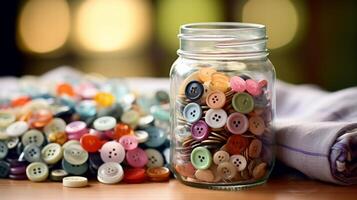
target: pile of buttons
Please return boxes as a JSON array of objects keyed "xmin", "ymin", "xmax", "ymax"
[
  {"xmin": 0, "ymin": 76, "xmax": 171, "ymax": 186},
  {"xmin": 173, "ymin": 67, "xmax": 273, "ymax": 183}
]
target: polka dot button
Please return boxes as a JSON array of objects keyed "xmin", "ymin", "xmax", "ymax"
[
  {"xmin": 191, "ymin": 120, "xmax": 210, "ymax": 141},
  {"xmin": 249, "ymin": 139, "xmax": 262, "ymax": 158},
  {"xmin": 229, "ymin": 155, "xmax": 247, "ymax": 171},
  {"xmin": 63, "ymin": 144, "xmax": 88, "ymax": 165},
  {"xmin": 26, "ymin": 162, "xmax": 49, "ymax": 182},
  {"xmin": 144, "ymin": 126, "xmax": 166, "ymax": 148},
  {"xmin": 206, "ymin": 90, "xmax": 226, "ymax": 109},
  {"xmin": 100, "ymin": 141, "xmax": 125, "ymax": 163},
  {"xmin": 23, "ymin": 144, "xmax": 41, "ymax": 163},
  {"xmin": 0, "ymin": 141, "xmax": 8, "ymax": 160},
  {"xmin": 246, "ymin": 79, "xmax": 262, "ymax": 96},
  {"xmin": 249, "ymin": 116, "xmax": 266, "ymax": 136},
  {"xmin": 230, "ymin": 76, "xmax": 246, "ymax": 92},
  {"xmin": 97, "ymin": 162, "xmax": 124, "ymax": 184},
  {"xmin": 126, "ymin": 147, "xmax": 148, "ymax": 168},
  {"xmin": 182, "ymin": 103, "xmax": 202, "ymax": 123},
  {"xmin": 6, "ymin": 121, "xmax": 29, "ymax": 137},
  {"xmin": 119, "ymin": 135, "xmax": 138, "ymax": 150},
  {"xmin": 185, "ymin": 81, "xmax": 204, "ymax": 101},
  {"xmin": 62, "ymin": 159, "xmax": 88, "ymax": 175},
  {"xmin": 21, "ymin": 129, "xmax": 45, "ymax": 147},
  {"xmin": 198, "ymin": 67, "xmax": 216, "ymax": 82},
  {"xmin": 232, "ymin": 92, "xmax": 254, "ymax": 114},
  {"xmin": 217, "ymin": 162, "xmax": 236, "ymax": 180},
  {"xmin": 41, "ymin": 143, "xmax": 63, "ymax": 164},
  {"xmin": 0, "ymin": 161, "xmax": 10, "ymax": 178},
  {"xmin": 145, "ymin": 148, "xmax": 164, "ymax": 168},
  {"xmin": 204, "ymin": 109, "xmax": 228, "ymax": 129},
  {"xmin": 93, "ymin": 116, "xmax": 117, "ymax": 131},
  {"xmin": 213, "ymin": 150, "xmax": 230, "ymax": 165},
  {"xmin": 190, "ymin": 147, "xmax": 212, "ymax": 170},
  {"xmin": 226, "ymin": 135, "xmax": 250, "ymax": 155},
  {"xmin": 226, "ymin": 113, "xmax": 249, "ymax": 134}
]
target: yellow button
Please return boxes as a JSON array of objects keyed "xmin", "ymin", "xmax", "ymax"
[
  {"xmin": 198, "ymin": 67, "xmax": 217, "ymax": 82},
  {"xmin": 94, "ymin": 92, "xmax": 116, "ymax": 107}
]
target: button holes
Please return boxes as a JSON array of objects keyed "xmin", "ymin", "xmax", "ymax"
[
  {"xmin": 108, "ymin": 155, "xmax": 112, "ymax": 158},
  {"xmin": 214, "ymin": 114, "xmax": 218, "ymax": 117},
  {"xmin": 109, "ymin": 151, "xmax": 112, "ymax": 154},
  {"xmin": 112, "ymin": 148, "xmax": 115, "ymax": 151},
  {"xmin": 218, "ymin": 116, "xmax": 221, "ymax": 119},
  {"xmin": 114, "ymin": 153, "xmax": 117, "ymax": 156},
  {"xmin": 198, "ymin": 155, "xmax": 201, "ymax": 159}
]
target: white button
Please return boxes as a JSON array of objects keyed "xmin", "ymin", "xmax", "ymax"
[
  {"xmin": 145, "ymin": 149, "xmax": 164, "ymax": 168},
  {"xmin": 6, "ymin": 121, "xmax": 29, "ymax": 137},
  {"xmin": 133, "ymin": 130, "xmax": 149, "ymax": 143},
  {"xmin": 97, "ymin": 162, "xmax": 124, "ymax": 184},
  {"xmin": 229, "ymin": 155, "xmax": 247, "ymax": 171},
  {"xmin": 6, "ymin": 137, "xmax": 19, "ymax": 149},
  {"xmin": 213, "ymin": 150, "xmax": 230, "ymax": 165},
  {"xmin": 216, "ymin": 162, "xmax": 237, "ymax": 180},
  {"xmin": 21, "ymin": 129, "xmax": 45, "ymax": 147},
  {"xmin": 204, "ymin": 109, "xmax": 227, "ymax": 128},
  {"xmin": 43, "ymin": 118, "xmax": 66, "ymax": 136},
  {"xmin": 63, "ymin": 176, "xmax": 88, "ymax": 188}
]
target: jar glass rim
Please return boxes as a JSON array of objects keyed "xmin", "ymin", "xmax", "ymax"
[{"xmin": 181, "ymin": 22, "xmax": 265, "ymax": 32}]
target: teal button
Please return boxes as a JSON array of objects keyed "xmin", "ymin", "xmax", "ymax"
[
  {"xmin": 0, "ymin": 141, "xmax": 8, "ymax": 160},
  {"xmin": 23, "ymin": 144, "xmax": 41, "ymax": 163},
  {"xmin": 190, "ymin": 147, "xmax": 212, "ymax": 170},
  {"xmin": 150, "ymin": 105, "xmax": 170, "ymax": 121},
  {"xmin": 144, "ymin": 126, "xmax": 166, "ymax": 148},
  {"xmin": 63, "ymin": 144, "xmax": 88, "ymax": 165},
  {"xmin": 62, "ymin": 159, "xmax": 88, "ymax": 175},
  {"xmin": 0, "ymin": 160, "xmax": 10, "ymax": 178},
  {"xmin": 232, "ymin": 92, "xmax": 254, "ymax": 114},
  {"xmin": 75, "ymin": 100, "xmax": 97, "ymax": 118}
]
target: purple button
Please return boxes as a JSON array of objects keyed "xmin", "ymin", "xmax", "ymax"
[
  {"xmin": 6, "ymin": 158, "xmax": 28, "ymax": 168},
  {"xmin": 65, "ymin": 121, "xmax": 88, "ymax": 135},
  {"xmin": 10, "ymin": 165, "xmax": 27, "ymax": 175},
  {"xmin": 9, "ymin": 173, "xmax": 28, "ymax": 180},
  {"xmin": 126, "ymin": 147, "xmax": 148, "ymax": 168},
  {"xmin": 191, "ymin": 120, "xmax": 210, "ymax": 141},
  {"xmin": 226, "ymin": 113, "xmax": 248, "ymax": 134}
]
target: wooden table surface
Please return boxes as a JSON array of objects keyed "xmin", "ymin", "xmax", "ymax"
[{"xmin": 1, "ymin": 177, "xmax": 356, "ymax": 200}]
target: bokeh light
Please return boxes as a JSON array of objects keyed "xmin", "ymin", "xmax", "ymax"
[
  {"xmin": 75, "ymin": 0, "xmax": 152, "ymax": 52},
  {"xmin": 17, "ymin": 0, "xmax": 70, "ymax": 53},
  {"xmin": 157, "ymin": 0, "xmax": 223, "ymax": 51},
  {"xmin": 241, "ymin": 0, "xmax": 299, "ymax": 49}
]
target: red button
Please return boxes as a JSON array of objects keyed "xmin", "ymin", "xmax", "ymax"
[
  {"xmin": 113, "ymin": 123, "xmax": 133, "ymax": 140},
  {"xmin": 226, "ymin": 135, "xmax": 250, "ymax": 155},
  {"xmin": 123, "ymin": 168, "xmax": 147, "ymax": 183},
  {"xmin": 80, "ymin": 134, "xmax": 103, "ymax": 152}
]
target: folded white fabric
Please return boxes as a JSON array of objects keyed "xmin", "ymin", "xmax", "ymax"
[{"xmin": 275, "ymin": 81, "xmax": 357, "ymax": 185}]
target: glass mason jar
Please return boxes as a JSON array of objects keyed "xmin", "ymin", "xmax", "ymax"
[{"xmin": 169, "ymin": 22, "xmax": 276, "ymax": 190}]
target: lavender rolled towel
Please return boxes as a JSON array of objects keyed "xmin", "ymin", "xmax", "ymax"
[{"xmin": 275, "ymin": 81, "xmax": 357, "ymax": 185}]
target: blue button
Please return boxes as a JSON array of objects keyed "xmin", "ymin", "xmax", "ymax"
[
  {"xmin": 88, "ymin": 153, "xmax": 103, "ymax": 170},
  {"xmin": 75, "ymin": 100, "xmax": 97, "ymax": 118},
  {"xmin": 0, "ymin": 141, "xmax": 8, "ymax": 160},
  {"xmin": 150, "ymin": 105, "xmax": 170, "ymax": 121},
  {"xmin": 97, "ymin": 103, "xmax": 123, "ymax": 120},
  {"xmin": 254, "ymin": 94, "xmax": 269, "ymax": 108},
  {"xmin": 144, "ymin": 126, "xmax": 166, "ymax": 148},
  {"xmin": 0, "ymin": 160, "xmax": 10, "ymax": 178},
  {"xmin": 182, "ymin": 103, "xmax": 202, "ymax": 123},
  {"xmin": 61, "ymin": 159, "xmax": 88, "ymax": 175},
  {"xmin": 23, "ymin": 144, "xmax": 41, "ymax": 163},
  {"xmin": 185, "ymin": 81, "xmax": 204, "ymax": 101}
]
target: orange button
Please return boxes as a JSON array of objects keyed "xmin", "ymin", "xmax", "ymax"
[
  {"xmin": 206, "ymin": 90, "xmax": 226, "ymax": 109},
  {"xmin": 249, "ymin": 116, "xmax": 266, "ymax": 136},
  {"xmin": 113, "ymin": 123, "xmax": 133, "ymax": 140},
  {"xmin": 211, "ymin": 72, "xmax": 229, "ymax": 83},
  {"xmin": 198, "ymin": 67, "xmax": 217, "ymax": 82},
  {"xmin": 226, "ymin": 135, "xmax": 250, "ymax": 155},
  {"xmin": 123, "ymin": 168, "xmax": 147, "ymax": 183},
  {"xmin": 94, "ymin": 92, "xmax": 116, "ymax": 107},
  {"xmin": 48, "ymin": 131, "xmax": 68, "ymax": 145},
  {"xmin": 209, "ymin": 81, "xmax": 229, "ymax": 93},
  {"xmin": 56, "ymin": 83, "xmax": 75, "ymax": 97},
  {"xmin": 146, "ymin": 167, "xmax": 170, "ymax": 182},
  {"xmin": 11, "ymin": 96, "xmax": 31, "ymax": 107},
  {"xmin": 29, "ymin": 109, "xmax": 53, "ymax": 128}
]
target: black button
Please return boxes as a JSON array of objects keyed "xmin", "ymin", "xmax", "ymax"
[{"xmin": 185, "ymin": 81, "xmax": 204, "ymax": 101}]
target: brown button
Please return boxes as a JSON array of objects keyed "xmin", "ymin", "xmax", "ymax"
[
  {"xmin": 248, "ymin": 139, "xmax": 262, "ymax": 158},
  {"xmin": 226, "ymin": 135, "xmax": 250, "ymax": 155},
  {"xmin": 146, "ymin": 167, "xmax": 170, "ymax": 182},
  {"xmin": 249, "ymin": 116, "xmax": 266, "ymax": 136},
  {"xmin": 216, "ymin": 162, "xmax": 236, "ymax": 180},
  {"xmin": 206, "ymin": 91, "xmax": 226, "ymax": 109},
  {"xmin": 194, "ymin": 169, "xmax": 215, "ymax": 182},
  {"xmin": 252, "ymin": 162, "xmax": 267, "ymax": 179}
]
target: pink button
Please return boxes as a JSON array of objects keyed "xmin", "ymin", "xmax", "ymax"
[
  {"xmin": 126, "ymin": 147, "xmax": 148, "ymax": 168},
  {"xmin": 246, "ymin": 79, "xmax": 262, "ymax": 96},
  {"xmin": 65, "ymin": 121, "xmax": 88, "ymax": 135},
  {"xmin": 230, "ymin": 76, "xmax": 246, "ymax": 93},
  {"xmin": 100, "ymin": 141, "xmax": 125, "ymax": 163},
  {"xmin": 258, "ymin": 80, "xmax": 268, "ymax": 88},
  {"xmin": 191, "ymin": 120, "xmax": 210, "ymax": 141},
  {"xmin": 119, "ymin": 135, "xmax": 138, "ymax": 150},
  {"xmin": 226, "ymin": 113, "xmax": 249, "ymax": 134}
]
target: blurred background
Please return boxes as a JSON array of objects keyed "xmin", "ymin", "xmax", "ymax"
[{"xmin": 0, "ymin": 0, "xmax": 356, "ymax": 91}]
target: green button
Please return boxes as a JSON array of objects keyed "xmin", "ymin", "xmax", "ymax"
[
  {"xmin": 50, "ymin": 169, "xmax": 68, "ymax": 182},
  {"xmin": 232, "ymin": 92, "xmax": 254, "ymax": 114},
  {"xmin": 0, "ymin": 141, "xmax": 8, "ymax": 160},
  {"xmin": 121, "ymin": 110, "xmax": 139, "ymax": 128},
  {"xmin": 26, "ymin": 162, "xmax": 49, "ymax": 182},
  {"xmin": 62, "ymin": 159, "xmax": 88, "ymax": 175},
  {"xmin": 63, "ymin": 144, "xmax": 88, "ymax": 165},
  {"xmin": 41, "ymin": 143, "xmax": 63, "ymax": 165},
  {"xmin": 0, "ymin": 160, "xmax": 10, "ymax": 178},
  {"xmin": 21, "ymin": 129, "xmax": 45, "ymax": 147},
  {"xmin": 190, "ymin": 147, "xmax": 212, "ymax": 170}
]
